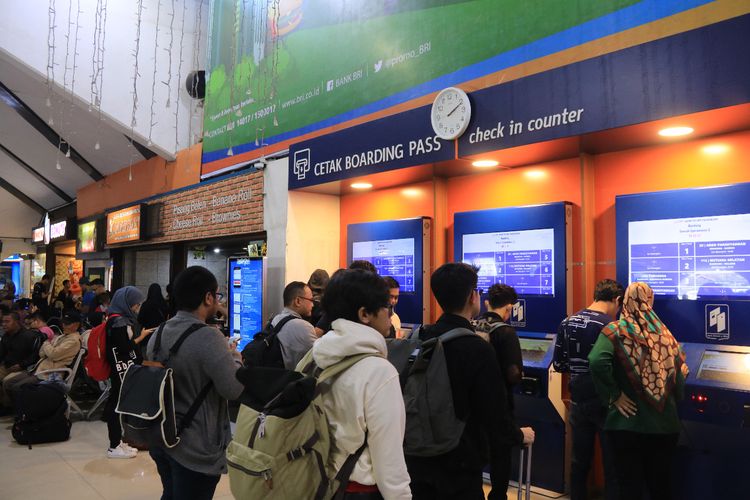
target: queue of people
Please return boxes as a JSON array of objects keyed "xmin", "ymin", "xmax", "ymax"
[{"xmin": 0, "ymin": 262, "xmax": 687, "ymax": 500}]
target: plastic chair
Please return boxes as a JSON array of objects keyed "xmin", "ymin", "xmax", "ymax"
[{"xmin": 35, "ymin": 347, "xmax": 86, "ymax": 418}]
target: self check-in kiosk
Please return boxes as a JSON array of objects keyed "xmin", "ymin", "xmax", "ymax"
[
  {"xmin": 347, "ymin": 217, "xmax": 431, "ymax": 325},
  {"xmin": 616, "ymin": 183, "xmax": 750, "ymax": 499},
  {"xmin": 455, "ymin": 202, "xmax": 573, "ymax": 496}
]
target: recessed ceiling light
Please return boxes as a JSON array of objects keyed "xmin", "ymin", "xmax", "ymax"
[
  {"xmin": 658, "ymin": 126, "xmax": 693, "ymax": 137},
  {"xmin": 401, "ymin": 188, "xmax": 421, "ymax": 197},
  {"xmin": 524, "ymin": 170, "xmax": 547, "ymax": 179},
  {"xmin": 214, "ymin": 248, "xmax": 221, "ymax": 253},
  {"xmin": 701, "ymin": 144, "xmax": 729, "ymax": 155},
  {"xmin": 351, "ymin": 182, "xmax": 373, "ymax": 190},
  {"xmin": 472, "ymin": 159, "xmax": 499, "ymax": 168}
]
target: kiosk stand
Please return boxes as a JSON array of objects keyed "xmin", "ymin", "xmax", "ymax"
[{"xmin": 455, "ymin": 202, "xmax": 573, "ymax": 496}]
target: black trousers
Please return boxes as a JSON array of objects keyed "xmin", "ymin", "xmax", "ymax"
[
  {"xmin": 104, "ymin": 374, "xmax": 122, "ymax": 449},
  {"xmin": 487, "ymin": 447, "xmax": 512, "ymax": 500},
  {"xmin": 408, "ymin": 457, "xmax": 484, "ymax": 500},
  {"xmin": 607, "ymin": 430, "xmax": 679, "ymax": 500},
  {"xmin": 569, "ymin": 400, "xmax": 618, "ymax": 500},
  {"xmin": 150, "ymin": 446, "xmax": 220, "ymax": 500}
]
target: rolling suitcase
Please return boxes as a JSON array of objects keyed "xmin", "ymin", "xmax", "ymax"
[{"xmin": 517, "ymin": 443, "xmax": 533, "ymax": 500}]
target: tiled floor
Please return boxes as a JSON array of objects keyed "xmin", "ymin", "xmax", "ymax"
[{"xmin": 0, "ymin": 415, "xmax": 563, "ymax": 499}]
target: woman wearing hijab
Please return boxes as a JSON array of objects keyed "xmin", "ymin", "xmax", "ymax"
[
  {"xmin": 104, "ymin": 286, "xmax": 154, "ymax": 459},
  {"xmin": 137, "ymin": 283, "xmax": 170, "ymax": 329},
  {"xmin": 589, "ymin": 282, "xmax": 688, "ymax": 500}
]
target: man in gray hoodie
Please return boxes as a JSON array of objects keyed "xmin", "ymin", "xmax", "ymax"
[{"xmin": 146, "ymin": 266, "xmax": 244, "ymax": 500}]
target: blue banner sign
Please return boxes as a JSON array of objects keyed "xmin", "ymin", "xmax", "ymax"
[
  {"xmin": 289, "ymin": 106, "xmax": 452, "ymax": 189},
  {"xmin": 458, "ymin": 14, "xmax": 750, "ymax": 157}
]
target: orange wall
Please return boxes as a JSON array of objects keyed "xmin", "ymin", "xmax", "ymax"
[
  {"xmin": 77, "ymin": 144, "xmax": 202, "ymax": 218},
  {"xmin": 593, "ymin": 130, "xmax": 750, "ymax": 282}
]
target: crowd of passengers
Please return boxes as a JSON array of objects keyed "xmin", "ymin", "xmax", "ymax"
[{"xmin": 0, "ymin": 262, "xmax": 686, "ymax": 500}]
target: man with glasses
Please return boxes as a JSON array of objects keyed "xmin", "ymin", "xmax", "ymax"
[{"xmin": 271, "ymin": 281, "xmax": 318, "ymax": 369}]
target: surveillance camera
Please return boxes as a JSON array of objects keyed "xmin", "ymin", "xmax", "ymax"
[{"xmin": 253, "ymin": 160, "xmax": 266, "ymax": 171}]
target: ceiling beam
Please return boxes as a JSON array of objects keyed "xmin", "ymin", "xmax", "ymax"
[
  {"xmin": 0, "ymin": 143, "xmax": 73, "ymax": 203},
  {"xmin": 0, "ymin": 176, "xmax": 46, "ymax": 214},
  {"xmin": 124, "ymin": 134, "xmax": 158, "ymax": 160},
  {"xmin": 0, "ymin": 81, "xmax": 104, "ymax": 181}
]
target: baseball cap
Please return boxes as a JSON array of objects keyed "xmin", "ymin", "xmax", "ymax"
[{"xmin": 61, "ymin": 310, "xmax": 82, "ymax": 324}]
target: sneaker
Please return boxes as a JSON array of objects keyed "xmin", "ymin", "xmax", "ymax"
[
  {"xmin": 107, "ymin": 443, "xmax": 137, "ymax": 459},
  {"xmin": 121, "ymin": 442, "xmax": 138, "ymax": 454}
]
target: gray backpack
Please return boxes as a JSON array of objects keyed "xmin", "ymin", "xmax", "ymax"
[{"xmin": 386, "ymin": 327, "xmax": 476, "ymax": 457}]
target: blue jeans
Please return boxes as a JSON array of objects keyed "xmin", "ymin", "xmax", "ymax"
[{"xmin": 149, "ymin": 446, "xmax": 221, "ymax": 500}]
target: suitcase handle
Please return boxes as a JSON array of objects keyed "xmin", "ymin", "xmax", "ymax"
[{"xmin": 517, "ymin": 443, "xmax": 533, "ymax": 500}]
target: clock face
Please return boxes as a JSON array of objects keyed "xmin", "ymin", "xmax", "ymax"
[{"xmin": 431, "ymin": 87, "xmax": 471, "ymax": 140}]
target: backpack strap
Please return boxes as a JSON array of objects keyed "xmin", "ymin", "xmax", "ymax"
[
  {"xmin": 316, "ymin": 353, "xmax": 378, "ymax": 385},
  {"xmin": 438, "ymin": 327, "xmax": 477, "ymax": 343},
  {"xmin": 178, "ymin": 381, "xmax": 213, "ymax": 434},
  {"xmin": 331, "ymin": 430, "xmax": 369, "ymax": 500},
  {"xmin": 267, "ymin": 314, "xmax": 297, "ymax": 340}
]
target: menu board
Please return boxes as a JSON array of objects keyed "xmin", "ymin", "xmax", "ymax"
[
  {"xmin": 228, "ymin": 258, "xmax": 264, "ymax": 352},
  {"xmin": 519, "ymin": 338, "xmax": 553, "ymax": 364},
  {"xmin": 462, "ymin": 228, "xmax": 555, "ymax": 295},
  {"xmin": 106, "ymin": 205, "xmax": 143, "ymax": 245},
  {"xmin": 352, "ymin": 238, "xmax": 416, "ymax": 292},
  {"xmin": 628, "ymin": 213, "xmax": 750, "ymax": 298},
  {"xmin": 697, "ymin": 350, "xmax": 750, "ymax": 387},
  {"xmin": 78, "ymin": 221, "xmax": 98, "ymax": 253}
]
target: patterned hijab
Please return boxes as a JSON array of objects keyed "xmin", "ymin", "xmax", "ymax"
[{"xmin": 601, "ymin": 282, "xmax": 686, "ymax": 411}]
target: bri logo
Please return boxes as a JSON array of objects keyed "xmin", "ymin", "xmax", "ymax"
[
  {"xmin": 705, "ymin": 304, "xmax": 730, "ymax": 341},
  {"xmin": 293, "ymin": 148, "xmax": 311, "ymax": 181},
  {"xmin": 511, "ymin": 299, "xmax": 526, "ymax": 328}
]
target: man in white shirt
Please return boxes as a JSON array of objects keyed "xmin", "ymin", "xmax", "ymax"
[
  {"xmin": 383, "ymin": 276, "xmax": 402, "ymax": 338},
  {"xmin": 271, "ymin": 282, "xmax": 317, "ymax": 369}
]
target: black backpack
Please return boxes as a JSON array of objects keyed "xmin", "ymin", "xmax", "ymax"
[
  {"xmin": 12, "ymin": 381, "xmax": 71, "ymax": 449},
  {"xmin": 115, "ymin": 323, "xmax": 209, "ymax": 449},
  {"xmin": 241, "ymin": 315, "xmax": 297, "ymax": 368}
]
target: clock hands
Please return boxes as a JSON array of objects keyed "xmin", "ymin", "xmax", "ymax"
[{"xmin": 446, "ymin": 102, "xmax": 462, "ymax": 117}]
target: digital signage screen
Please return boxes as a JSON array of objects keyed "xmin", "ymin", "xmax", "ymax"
[
  {"xmin": 697, "ymin": 350, "xmax": 750, "ymax": 387},
  {"xmin": 78, "ymin": 221, "xmax": 98, "ymax": 253},
  {"xmin": 228, "ymin": 258, "xmax": 264, "ymax": 352},
  {"xmin": 628, "ymin": 213, "xmax": 750, "ymax": 299},
  {"xmin": 352, "ymin": 238, "xmax": 416, "ymax": 292},
  {"xmin": 106, "ymin": 205, "xmax": 143, "ymax": 245},
  {"xmin": 462, "ymin": 228, "xmax": 555, "ymax": 296}
]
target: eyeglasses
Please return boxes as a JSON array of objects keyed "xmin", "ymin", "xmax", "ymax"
[
  {"xmin": 474, "ymin": 288, "xmax": 484, "ymax": 295},
  {"xmin": 214, "ymin": 292, "xmax": 225, "ymax": 301},
  {"xmin": 297, "ymin": 296, "xmax": 315, "ymax": 303}
]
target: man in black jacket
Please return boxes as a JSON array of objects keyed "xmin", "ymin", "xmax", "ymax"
[
  {"xmin": 407, "ymin": 263, "xmax": 535, "ymax": 500},
  {"xmin": 0, "ymin": 312, "xmax": 40, "ymax": 410}
]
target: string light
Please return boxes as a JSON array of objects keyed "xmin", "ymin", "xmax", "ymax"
[
  {"xmin": 130, "ymin": 0, "xmax": 144, "ymax": 132},
  {"xmin": 46, "ymin": 0, "xmax": 57, "ymax": 123},
  {"xmin": 163, "ymin": 0, "xmax": 176, "ymax": 109},
  {"xmin": 148, "ymin": 0, "xmax": 163, "ymax": 147},
  {"xmin": 174, "ymin": 0, "xmax": 187, "ymax": 149}
]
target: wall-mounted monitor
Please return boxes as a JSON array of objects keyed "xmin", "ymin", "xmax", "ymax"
[
  {"xmin": 616, "ymin": 182, "xmax": 750, "ymax": 345},
  {"xmin": 227, "ymin": 257, "xmax": 264, "ymax": 352},
  {"xmin": 454, "ymin": 202, "xmax": 572, "ymax": 333},
  {"xmin": 352, "ymin": 238, "xmax": 416, "ymax": 292},
  {"xmin": 463, "ymin": 228, "xmax": 555, "ymax": 296},
  {"xmin": 347, "ymin": 218, "xmax": 431, "ymax": 324}
]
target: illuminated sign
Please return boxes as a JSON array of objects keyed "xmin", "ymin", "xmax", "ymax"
[
  {"xmin": 78, "ymin": 221, "xmax": 98, "ymax": 253},
  {"xmin": 49, "ymin": 220, "xmax": 68, "ymax": 240},
  {"xmin": 32, "ymin": 226, "xmax": 45, "ymax": 243},
  {"xmin": 107, "ymin": 205, "xmax": 143, "ymax": 245}
]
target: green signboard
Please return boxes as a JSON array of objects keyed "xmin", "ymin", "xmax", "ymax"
[{"xmin": 203, "ymin": 0, "xmax": 664, "ymax": 162}]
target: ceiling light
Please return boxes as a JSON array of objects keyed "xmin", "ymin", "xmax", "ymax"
[
  {"xmin": 472, "ymin": 159, "xmax": 499, "ymax": 168},
  {"xmin": 351, "ymin": 182, "xmax": 373, "ymax": 190},
  {"xmin": 214, "ymin": 248, "xmax": 221, "ymax": 254},
  {"xmin": 524, "ymin": 170, "xmax": 546, "ymax": 179},
  {"xmin": 401, "ymin": 188, "xmax": 422, "ymax": 197},
  {"xmin": 701, "ymin": 144, "xmax": 729, "ymax": 155},
  {"xmin": 658, "ymin": 126, "xmax": 693, "ymax": 137}
]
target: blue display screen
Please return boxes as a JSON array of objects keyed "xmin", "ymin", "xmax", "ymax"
[
  {"xmin": 462, "ymin": 228, "xmax": 555, "ymax": 296},
  {"xmin": 228, "ymin": 258, "xmax": 263, "ymax": 351},
  {"xmin": 628, "ymin": 214, "xmax": 750, "ymax": 298},
  {"xmin": 352, "ymin": 238, "xmax": 416, "ymax": 292}
]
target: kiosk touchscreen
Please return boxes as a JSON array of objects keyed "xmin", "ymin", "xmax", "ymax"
[
  {"xmin": 227, "ymin": 257, "xmax": 264, "ymax": 352},
  {"xmin": 616, "ymin": 182, "xmax": 750, "ymax": 499},
  {"xmin": 347, "ymin": 217, "xmax": 431, "ymax": 325},
  {"xmin": 455, "ymin": 202, "xmax": 571, "ymax": 496}
]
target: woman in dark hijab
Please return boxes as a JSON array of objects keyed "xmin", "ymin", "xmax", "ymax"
[
  {"xmin": 104, "ymin": 286, "xmax": 153, "ymax": 459},
  {"xmin": 137, "ymin": 283, "xmax": 170, "ymax": 329}
]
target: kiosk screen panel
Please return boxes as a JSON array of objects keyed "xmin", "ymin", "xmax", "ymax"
[
  {"xmin": 519, "ymin": 338, "xmax": 553, "ymax": 364},
  {"xmin": 352, "ymin": 238, "xmax": 416, "ymax": 292},
  {"xmin": 697, "ymin": 350, "xmax": 750, "ymax": 386},
  {"xmin": 462, "ymin": 228, "xmax": 554, "ymax": 296},
  {"xmin": 228, "ymin": 258, "xmax": 263, "ymax": 352},
  {"xmin": 628, "ymin": 213, "xmax": 750, "ymax": 298}
]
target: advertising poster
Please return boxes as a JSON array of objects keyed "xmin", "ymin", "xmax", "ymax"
[
  {"xmin": 78, "ymin": 221, "xmax": 98, "ymax": 253},
  {"xmin": 107, "ymin": 205, "xmax": 143, "ymax": 245},
  {"xmin": 228, "ymin": 257, "xmax": 264, "ymax": 351},
  {"xmin": 202, "ymin": 0, "xmax": 711, "ymax": 165}
]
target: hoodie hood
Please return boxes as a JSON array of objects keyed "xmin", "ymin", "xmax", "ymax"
[
  {"xmin": 109, "ymin": 286, "xmax": 146, "ymax": 326},
  {"xmin": 312, "ymin": 318, "xmax": 387, "ymax": 369}
]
